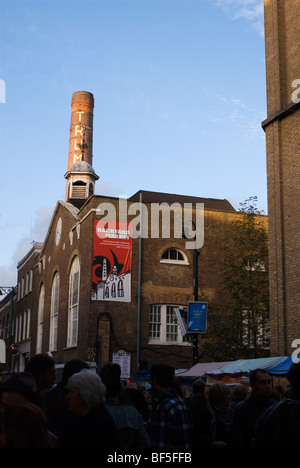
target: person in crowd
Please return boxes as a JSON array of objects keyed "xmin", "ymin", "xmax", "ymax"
[
  {"xmin": 234, "ymin": 368, "xmax": 276, "ymax": 447},
  {"xmin": 25, "ymin": 353, "xmax": 56, "ymax": 393},
  {"xmin": 0, "ymin": 371, "xmax": 41, "ymax": 415},
  {"xmin": 173, "ymin": 377, "xmax": 184, "ymax": 397},
  {"xmin": 271, "ymin": 385, "xmax": 285, "ymax": 401},
  {"xmin": 185, "ymin": 379, "xmax": 211, "ymax": 448},
  {"xmin": 207, "ymin": 383, "xmax": 241, "ymax": 448},
  {"xmin": 254, "ymin": 361, "xmax": 300, "ymax": 447},
  {"xmin": 230, "ymin": 383, "xmax": 248, "ymax": 408},
  {"xmin": 147, "ymin": 363, "xmax": 193, "ymax": 449},
  {"xmin": 123, "ymin": 386, "xmax": 150, "ymax": 424},
  {"xmin": 186, "ymin": 379, "xmax": 207, "ymax": 414},
  {"xmin": 0, "ymin": 402, "xmax": 54, "ymax": 448},
  {"xmin": 99, "ymin": 363, "xmax": 150, "ymax": 448},
  {"xmin": 58, "ymin": 368, "xmax": 119, "ymax": 448},
  {"xmin": 25, "ymin": 353, "xmax": 56, "ymax": 412},
  {"xmin": 0, "ymin": 371, "xmax": 59, "ymax": 447},
  {"xmin": 46, "ymin": 359, "xmax": 90, "ymax": 436}
]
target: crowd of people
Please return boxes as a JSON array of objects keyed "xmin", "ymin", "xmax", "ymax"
[{"xmin": 0, "ymin": 354, "xmax": 299, "ymax": 448}]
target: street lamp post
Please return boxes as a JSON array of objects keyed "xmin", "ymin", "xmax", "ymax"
[
  {"xmin": 0, "ymin": 286, "xmax": 15, "ymax": 371},
  {"xmin": 192, "ymin": 249, "xmax": 200, "ymax": 365},
  {"xmin": 183, "ymin": 221, "xmax": 200, "ymax": 365}
]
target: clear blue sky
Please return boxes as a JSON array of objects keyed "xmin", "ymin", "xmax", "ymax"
[{"xmin": 0, "ymin": 0, "xmax": 267, "ymax": 287}]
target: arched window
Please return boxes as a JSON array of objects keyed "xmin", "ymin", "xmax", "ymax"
[
  {"xmin": 49, "ymin": 272, "xmax": 60, "ymax": 351},
  {"xmin": 117, "ymin": 279, "xmax": 124, "ymax": 297},
  {"xmin": 111, "ymin": 283, "xmax": 116, "ymax": 297},
  {"xmin": 67, "ymin": 257, "xmax": 80, "ymax": 348},
  {"xmin": 36, "ymin": 284, "xmax": 45, "ymax": 353},
  {"xmin": 160, "ymin": 248, "xmax": 188, "ymax": 264}
]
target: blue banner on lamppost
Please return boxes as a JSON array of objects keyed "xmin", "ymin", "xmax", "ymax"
[{"xmin": 188, "ymin": 301, "xmax": 207, "ymax": 333}]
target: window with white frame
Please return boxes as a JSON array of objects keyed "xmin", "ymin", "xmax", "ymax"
[
  {"xmin": 49, "ymin": 272, "xmax": 60, "ymax": 351},
  {"xmin": 21, "ymin": 277, "xmax": 24, "ymax": 298},
  {"xmin": 25, "ymin": 272, "xmax": 29, "ymax": 295},
  {"xmin": 160, "ymin": 248, "xmax": 189, "ymax": 264},
  {"xmin": 149, "ymin": 305, "xmax": 189, "ymax": 345},
  {"xmin": 27, "ymin": 308, "xmax": 31, "ymax": 338},
  {"xmin": 36, "ymin": 285, "xmax": 45, "ymax": 353},
  {"xmin": 15, "ymin": 316, "xmax": 19, "ymax": 343},
  {"xmin": 29, "ymin": 269, "xmax": 33, "ymax": 292},
  {"xmin": 67, "ymin": 257, "xmax": 80, "ymax": 348},
  {"xmin": 19, "ymin": 314, "xmax": 23, "ymax": 341},
  {"xmin": 22, "ymin": 311, "xmax": 26, "ymax": 340}
]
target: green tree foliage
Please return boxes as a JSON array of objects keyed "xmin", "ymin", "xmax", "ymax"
[{"xmin": 202, "ymin": 197, "xmax": 269, "ymax": 361}]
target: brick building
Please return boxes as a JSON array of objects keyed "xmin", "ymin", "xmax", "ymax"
[
  {"xmin": 262, "ymin": 0, "xmax": 300, "ymax": 356},
  {"xmin": 1, "ymin": 91, "xmax": 268, "ymax": 376}
]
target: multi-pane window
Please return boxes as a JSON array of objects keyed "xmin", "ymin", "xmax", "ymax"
[
  {"xmin": 67, "ymin": 257, "xmax": 80, "ymax": 348},
  {"xmin": 149, "ymin": 305, "xmax": 161, "ymax": 341},
  {"xmin": 36, "ymin": 285, "xmax": 45, "ymax": 353},
  {"xmin": 149, "ymin": 305, "xmax": 189, "ymax": 345},
  {"xmin": 50, "ymin": 272, "xmax": 59, "ymax": 351},
  {"xmin": 166, "ymin": 306, "xmax": 178, "ymax": 342}
]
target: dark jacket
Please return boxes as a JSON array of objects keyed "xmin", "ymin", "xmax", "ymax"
[
  {"xmin": 207, "ymin": 402, "xmax": 241, "ymax": 448},
  {"xmin": 186, "ymin": 393, "xmax": 211, "ymax": 448},
  {"xmin": 59, "ymin": 404, "xmax": 119, "ymax": 449},
  {"xmin": 235, "ymin": 393, "xmax": 276, "ymax": 447},
  {"xmin": 254, "ymin": 398, "xmax": 300, "ymax": 448}
]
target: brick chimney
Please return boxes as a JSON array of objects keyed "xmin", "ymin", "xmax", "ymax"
[
  {"xmin": 65, "ymin": 91, "xmax": 99, "ymax": 207},
  {"xmin": 67, "ymin": 91, "xmax": 94, "ymax": 170}
]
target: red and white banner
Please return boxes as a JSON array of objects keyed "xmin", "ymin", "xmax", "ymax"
[{"xmin": 92, "ymin": 219, "xmax": 132, "ymax": 302}]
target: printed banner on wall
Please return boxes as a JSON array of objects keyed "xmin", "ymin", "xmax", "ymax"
[{"xmin": 91, "ymin": 219, "xmax": 132, "ymax": 302}]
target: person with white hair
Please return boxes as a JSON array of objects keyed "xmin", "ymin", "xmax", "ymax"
[{"xmin": 58, "ymin": 369, "xmax": 119, "ymax": 449}]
